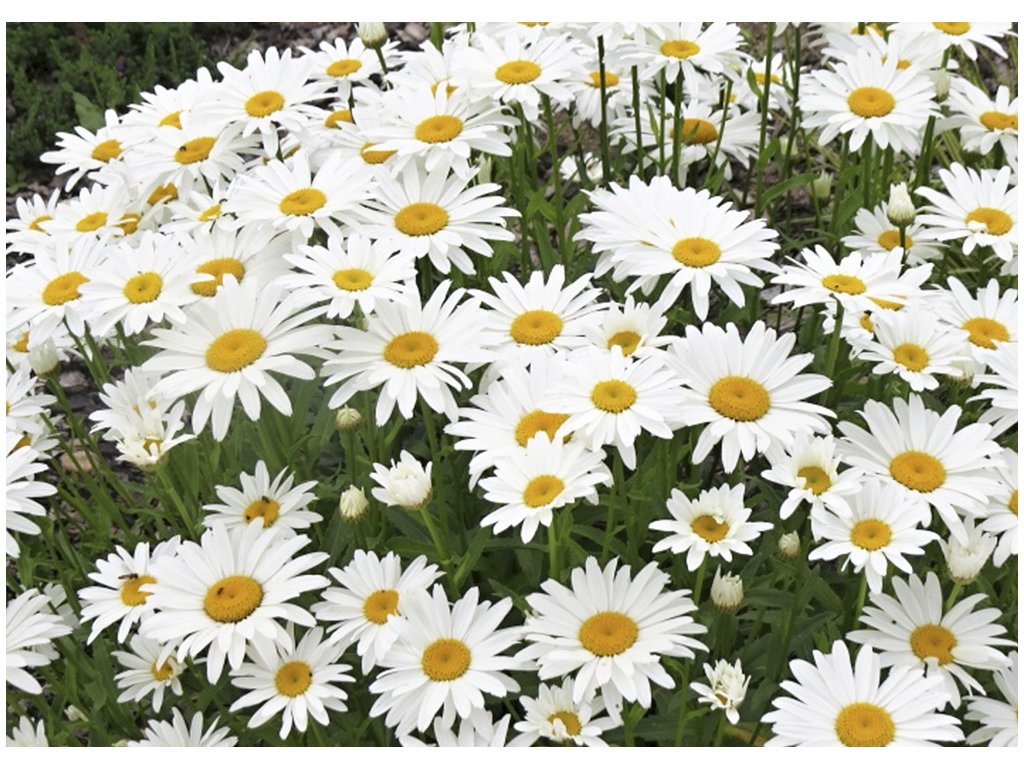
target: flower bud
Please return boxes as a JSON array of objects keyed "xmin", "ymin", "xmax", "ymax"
[
  {"xmin": 930, "ymin": 69, "xmax": 950, "ymax": 101},
  {"xmin": 358, "ymin": 22, "xmax": 388, "ymax": 50},
  {"xmin": 939, "ymin": 522, "xmax": 995, "ymax": 584},
  {"xmin": 335, "ymin": 406, "xmax": 363, "ymax": 432},
  {"xmin": 886, "ymin": 182, "xmax": 916, "ymax": 228},
  {"xmin": 778, "ymin": 531, "xmax": 800, "ymax": 559},
  {"xmin": 810, "ymin": 171, "xmax": 832, "ymax": 201},
  {"xmin": 710, "ymin": 567, "xmax": 743, "ymax": 612},
  {"xmin": 338, "ymin": 485, "xmax": 370, "ymax": 521},
  {"xmin": 690, "ymin": 659, "xmax": 750, "ymax": 725},
  {"xmin": 371, "ymin": 451, "xmax": 432, "ymax": 510},
  {"xmin": 65, "ymin": 705, "xmax": 88, "ymax": 723},
  {"xmin": 28, "ymin": 339, "xmax": 60, "ymax": 377}
]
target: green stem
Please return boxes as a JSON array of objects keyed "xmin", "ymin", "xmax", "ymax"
[
  {"xmin": 597, "ymin": 35, "xmax": 612, "ymax": 181},
  {"xmin": 670, "ymin": 72, "xmax": 683, "ymax": 183},
  {"xmin": 547, "ymin": 515, "xmax": 561, "ymax": 579},
  {"xmin": 753, "ymin": 23, "xmax": 776, "ymax": 218},
  {"xmin": 943, "ymin": 582, "xmax": 962, "ymax": 613},
  {"xmin": 631, "ymin": 65, "xmax": 644, "ymax": 176},
  {"xmin": 156, "ymin": 463, "xmax": 197, "ymax": 536},
  {"xmin": 848, "ymin": 571, "xmax": 868, "ymax": 631},
  {"xmin": 861, "ymin": 137, "xmax": 873, "ymax": 209}
]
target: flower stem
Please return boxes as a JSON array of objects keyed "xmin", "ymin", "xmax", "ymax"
[{"xmin": 597, "ymin": 35, "xmax": 612, "ymax": 181}]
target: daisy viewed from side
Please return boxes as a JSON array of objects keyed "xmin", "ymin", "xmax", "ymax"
[
  {"xmin": 973, "ymin": 449, "xmax": 1017, "ymax": 567},
  {"xmin": 128, "ymin": 708, "xmax": 237, "ymax": 747},
  {"xmin": 6, "ymin": 587, "xmax": 74, "ymax": 694},
  {"xmin": 966, "ymin": 651, "xmax": 1018, "ymax": 747}
]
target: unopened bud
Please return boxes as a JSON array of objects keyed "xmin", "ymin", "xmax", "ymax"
[
  {"xmin": 930, "ymin": 69, "xmax": 950, "ymax": 101},
  {"xmin": 28, "ymin": 339, "xmax": 60, "ymax": 377},
  {"xmin": 940, "ymin": 523, "xmax": 995, "ymax": 584},
  {"xmin": 65, "ymin": 705, "xmax": 88, "ymax": 723},
  {"xmin": 811, "ymin": 171, "xmax": 832, "ymax": 201},
  {"xmin": 778, "ymin": 531, "xmax": 801, "ymax": 559},
  {"xmin": 358, "ymin": 22, "xmax": 388, "ymax": 50},
  {"xmin": 335, "ymin": 406, "xmax": 363, "ymax": 432},
  {"xmin": 338, "ymin": 485, "xmax": 370, "ymax": 521},
  {"xmin": 886, "ymin": 182, "xmax": 916, "ymax": 228},
  {"xmin": 710, "ymin": 567, "xmax": 743, "ymax": 612}
]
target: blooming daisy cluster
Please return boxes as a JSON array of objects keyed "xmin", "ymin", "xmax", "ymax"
[{"xmin": 4, "ymin": 20, "xmax": 1017, "ymax": 748}]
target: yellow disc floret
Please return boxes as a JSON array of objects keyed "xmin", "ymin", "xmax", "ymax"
[
  {"xmin": 515, "ymin": 410, "xmax": 570, "ymax": 447},
  {"xmin": 191, "ymin": 258, "xmax": 244, "ymax": 296},
  {"xmin": 660, "ymin": 40, "xmax": 701, "ymax": 59},
  {"xmin": 691, "ymin": 514, "xmax": 730, "ymax": 542},
  {"xmin": 821, "ymin": 274, "xmax": 867, "ymax": 295},
  {"xmin": 394, "ymin": 202, "xmax": 449, "ymax": 236},
  {"xmin": 275, "ymin": 660, "xmax": 313, "ymax": 697},
  {"xmin": 510, "ymin": 310, "xmax": 563, "ymax": 345},
  {"xmin": 590, "ymin": 379, "xmax": 637, "ymax": 413},
  {"xmin": 332, "ymin": 268, "xmax": 374, "ymax": 292},
  {"xmin": 889, "ymin": 451, "xmax": 946, "ymax": 493},
  {"xmin": 362, "ymin": 589, "xmax": 400, "ymax": 624},
  {"xmin": 91, "ymin": 139, "xmax": 122, "ymax": 162},
  {"xmin": 174, "ymin": 136, "xmax": 216, "ymax": 165},
  {"xmin": 43, "ymin": 271, "xmax": 89, "ymax": 306},
  {"xmin": 892, "ymin": 343, "xmax": 930, "ymax": 372},
  {"xmin": 495, "ymin": 60, "xmax": 541, "ymax": 84},
  {"xmin": 245, "ymin": 90, "xmax": 285, "ymax": 117},
  {"xmin": 421, "ymin": 638, "xmax": 472, "ymax": 681},
  {"xmin": 797, "ymin": 466, "xmax": 832, "ymax": 495},
  {"xmin": 962, "ymin": 317, "xmax": 1010, "ymax": 349},
  {"xmin": 607, "ymin": 331, "xmax": 641, "ymax": 356},
  {"xmin": 910, "ymin": 624, "xmax": 956, "ymax": 665},
  {"xmin": 123, "ymin": 272, "xmax": 164, "ymax": 304},
  {"xmin": 708, "ymin": 376, "xmax": 771, "ymax": 422},
  {"xmin": 203, "ymin": 575, "xmax": 263, "ymax": 623},
  {"xmin": 120, "ymin": 575, "xmax": 156, "ymax": 607},
  {"xmin": 522, "ymin": 475, "xmax": 565, "ymax": 508},
  {"xmin": 966, "ymin": 207, "xmax": 1013, "ymax": 236},
  {"xmin": 279, "ymin": 188, "xmax": 327, "ymax": 216},
  {"xmin": 850, "ymin": 519, "xmax": 893, "ymax": 551},
  {"xmin": 834, "ymin": 703, "xmax": 896, "ymax": 747},
  {"xmin": 847, "ymin": 87, "xmax": 896, "ymax": 118},
  {"xmin": 383, "ymin": 331, "xmax": 439, "ymax": 369},
  {"xmin": 243, "ymin": 496, "xmax": 280, "ymax": 527},
  {"xmin": 672, "ymin": 237, "xmax": 721, "ymax": 267},
  {"xmin": 205, "ymin": 329, "xmax": 267, "ymax": 373},
  {"xmin": 578, "ymin": 611, "xmax": 639, "ymax": 656},
  {"xmin": 414, "ymin": 115, "xmax": 464, "ymax": 143}
]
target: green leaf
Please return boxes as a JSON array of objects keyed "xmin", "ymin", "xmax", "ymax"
[{"xmin": 72, "ymin": 91, "xmax": 104, "ymax": 131}]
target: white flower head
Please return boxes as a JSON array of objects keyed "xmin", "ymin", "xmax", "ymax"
[{"xmin": 690, "ymin": 658, "xmax": 750, "ymax": 724}]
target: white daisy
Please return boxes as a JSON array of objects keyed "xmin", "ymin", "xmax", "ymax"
[
  {"xmin": 973, "ymin": 449, "xmax": 1017, "ymax": 567},
  {"xmin": 6, "ymin": 716, "xmax": 48, "ymax": 747},
  {"xmin": 401, "ymin": 710, "xmax": 513, "ymax": 748},
  {"xmin": 6, "ymin": 189, "xmax": 60, "ymax": 256},
  {"xmin": 141, "ymin": 523, "xmax": 329, "ymax": 682},
  {"xmin": 566, "ymin": 49, "xmax": 640, "ymax": 130},
  {"xmin": 128, "ymin": 708, "xmax": 237, "ymax": 747},
  {"xmin": 972, "ymin": 342, "xmax": 1018, "ymax": 437},
  {"xmin": 763, "ymin": 640, "xmax": 963, "ymax": 746},
  {"xmin": 182, "ymin": 225, "xmax": 295, "ymax": 299},
  {"xmin": 966, "ymin": 651, "xmax": 1018, "ymax": 747},
  {"xmin": 43, "ymin": 181, "xmax": 135, "ymax": 244},
  {"xmin": 690, "ymin": 658, "xmax": 750, "ymax": 725},
  {"xmin": 6, "ymin": 587, "xmax": 73, "ymax": 694},
  {"xmin": 668, "ymin": 321, "xmax": 833, "ymax": 472},
  {"xmin": 842, "ymin": 203, "xmax": 942, "ymax": 264},
  {"xmin": 5, "ymin": 433, "xmax": 56, "ymax": 559},
  {"xmin": 946, "ymin": 80, "xmax": 1018, "ymax": 159},
  {"xmin": 4, "ymin": 367, "xmax": 56, "ymax": 450},
  {"xmin": 651, "ymin": 483, "xmax": 772, "ymax": 571},
  {"xmin": 848, "ymin": 571, "xmax": 1014, "ymax": 707},
  {"xmin": 891, "ymin": 22, "xmax": 1012, "ymax": 61},
  {"xmin": 582, "ymin": 295, "xmax": 678, "ymax": 359},
  {"xmin": 511, "ymin": 680, "xmax": 619, "ymax": 747},
  {"xmin": 761, "ymin": 433, "xmax": 863, "ymax": 522},
  {"xmin": 39, "ymin": 108, "xmax": 130, "ymax": 190},
  {"xmin": 202, "ymin": 460, "xmax": 320, "ymax": 535},
  {"xmin": 626, "ymin": 22, "xmax": 743, "ymax": 85},
  {"xmin": 113, "ymin": 635, "xmax": 185, "ymax": 712},
  {"xmin": 941, "ymin": 276, "xmax": 1018, "ymax": 361},
  {"xmin": 302, "ymin": 36, "xmax": 397, "ymax": 98},
  {"xmin": 369, "ymin": 585, "xmax": 523, "ymax": 735},
  {"xmin": 520, "ymin": 557, "xmax": 707, "ymax": 710},
  {"xmin": 809, "ymin": 478, "xmax": 936, "ymax": 594},
  {"xmin": 370, "ymin": 451, "xmax": 433, "ymax": 511},
  {"xmin": 313, "ymin": 550, "xmax": 441, "ymax": 675}
]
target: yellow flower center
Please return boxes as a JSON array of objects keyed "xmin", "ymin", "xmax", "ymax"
[
  {"xmin": 510, "ymin": 309, "xmax": 564, "ymax": 345},
  {"xmin": 148, "ymin": 183, "xmax": 178, "ymax": 205},
  {"xmin": 421, "ymin": 638, "xmax": 472, "ymax": 681},
  {"xmin": 91, "ymin": 139, "xmax": 122, "ymax": 162},
  {"xmin": 13, "ymin": 331, "xmax": 30, "ymax": 354},
  {"xmin": 754, "ymin": 72, "xmax": 782, "ymax": 85},
  {"xmin": 586, "ymin": 70, "xmax": 620, "ymax": 88},
  {"xmin": 76, "ymin": 211, "xmax": 108, "ymax": 232},
  {"xmin": 191, "ymin": 257, "xmax": 245, "ymax": 297},
  {"xmin": 522, "ymin": 474, "xmax": 565, "ymax": 508},
  {"xmin": 708, "ymin": 376, "xmax": 770, "ymax": 422},
  {"xmin": 889, "ymin": 450, "xmax": 946, "ymax": 493},
  {"xmin": 847, "ymin": 87, "xmax": 896, "ymax": 118},
  {"xmin": 850, "ymin": 518, "xmax": 893, "ymax": 550},
  {"xmin": 362, "ymin": 589, "xmax": 400, "ymax": 624},
  {"xmin": 245, "ymin": 90, "xmax": 285, "ymax": 118},
  {"xmin": 359, "ymin": 142, "xmax": 396, "ymax": 164},
  {"xmin": 203, "ymin": 575, "xmax": 263, "ymax": 623},
  {"xmin": 578, "ymin": 611, "xmax": 639, "ymax": 656},
  {"xmin": 332, "ymin": 268, "xmax": 373, "ymax": 292},
  {"xmin": 383, "ymin": 331, "xmax": 439, "ymax": 369},
  {"xmin": 590, "ymin": 379, "xmax": 637, "ymax": 413},
  {"xmin": 327, "ymin": 58, "xmax": 362, "ymax": 77},
  {"xmin": 677, "ymin": 118, "xmax": 719, "ymax": 145},
  {"xmin": 515, "ymin": 410, "xmax": 570, "ymax": 447},
  {"xmin": 933, "ymin": 22, "xmax": 971, "ymax": 35},
  {"xmin": 870, "ymin": 297, "xmax": 904, "ymax": 311},
  {"xmin": 966, "ymin": 207, "xmax": 1013, "ymax": 236},
  {"xmin": 797, "ymin": 465, "xmax": 832, "ymax": 495},
  {"xmin": 909, "ymin": 623, "xmax": 957, "ymax": 665},
  {"xmin": 979, "ymin": 111, "xmax": 1018, "ymax": 131},
  {"xmin": 877, "ymin": 229, "xmax": 913, "ymax": 250},
  {"xmin": 834, "ymin": 703, "xmax": 895, "ymax": 747},
  {"xmin": 394, "ymin": 202, "xmax": 449, "ymax": 236},
  {"xmin": 150, "ymin": 660, "xmax": 175, "ymax": 681},
  {"xmin": 199, "ymin": 204, "xmax": 222, "ymax": 222},
  {"xmin": 117, "ymin": 212, "xmax": 141, "ymax": 235},
  {"xmin": 691, "ymin": 514, "xmax": 730, "ymax": 542},
  {"xmin": 495, "ymin": 60, "xmax": 542, "ymax": 85},
  {"xmin": 414, "ymin": 114, "xmax": 464, "ymax": 143},
  {"xmin": 243, "ymin": 496, "xmax": 281, "ymax": 527},
  {"xmin": 961, "ymin": 317, "xmax": 1010, "ymax": 350},
  {"xmin": 325, "ymin": 108, "xmax": 353, "ymax": 128},
  {"xmin": 274, "ymin": 660, "xmax": 313, "ymax": 697},
  {"xmin": 549, "ymin": 711, "xmax": 582, "ymax": 738},
  {"xmin": 120, "ymin": 575, "xmax": 156, "ymax": 607},
  {"xmin": 123, "ymin": 272, "xmax": 164, "ymax": 304},
  {"xmin": 174, "ymin": 136, "xmax": 216, "ymax": 165},
  {"xmin": 660, "ymin": 39, "xmax": 701, "ymax": 59},
  {"xmin": 205, "ymin": 329, "xmax": 267, "ymax": 373},
  {"xmin": 28, "ymin": 214, "xmax": 52, "ymax": 232},
  {"xmin": 672, "ymin": 236, "xmax": 721, "ymax": 267},
  {"xmin": 1009, "ymin": 489, "xmax": 1018, "ymax": 516},
  {"xmin": 279, "ymin": 188, "xmax": 327, "ymax": 216},
  {"xmin": 892, "ymin": 342, "xmax": 930, "ymax": 372},
  {"xmin": 607, "ymin": 330, "xmax": 641, "ymax": 356},
  {"xmin": 42, "ymin": 271, "xmax": 89, "ymax": 306},
  {"xmin": 159, "ymin": 111, "xmax": 182, "ymax": 128},
  {"xmin": 821, "ymin": 274, "xmax": 867, "ymax": 295}
]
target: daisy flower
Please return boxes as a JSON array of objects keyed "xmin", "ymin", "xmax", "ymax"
[
  {"xmin": 690, "ymin": 659, "xmax": 750, "ymax": 725},
  {"xmin": 544, "ymin": 349, "xmax": 684, "ymax": 470},
  {"xmin": 891, "ymin": 22, "xmax": 1012, "ymax": 60},
  {"xmin": 800, "ymin": 50, "xmax": 938, "ymax": 153},
  {"xmin": 143, "ymin": 274, "xmax": 333, "ymax": 441},
  {"xmin": 966, "ymin": 651, "xmax": 1018, "ymax": 747},
  {"xmin": 128, "ymin": 708, "xmax": 237, "ymax": 747},
  {"xmin": 279, "ymin": 234, "xmax": 416, "ymax": 320},
  {"xmin": 183, "ymin": 225, "xmax": 294, "ymax": 299},
  {"xmin": 120, "ymin": 69, "xmax": 213, "ymax": 136},
  {"xmin": 401, "ymin": 710, "xmax": 513, "ymax": 748},
  {"xmin": 113, "ymin": 635, "xmax": 185, "ymax": 712},
  {"xmin": 946, "ymin": 81, "xmax": 1018, "ymax": 159},
  {"xmin": 566, "ymin": 49, "xmax": 639, "ymax": 129},
  {"xmin": 627, "ymin": 22, "xmax": 743, "ymax": 85},
  {"xmin": 6, "ymin": 189, "xmax": 60, "ymax": 255},
  {"xmin": 474, "ymin": 266, "xmax": 602, "ymax": 369},
  {"xmin": 313, "ymin": 550, "xmax": 442, "ymax": 675},
  {"xmin": 358, "ymin": 159, "xmax": 517, "ymax": 275},
  {"xmin": 582, "ymin": 295, "xmax": 678, "ymax": 358},
  {"xmin": 838, "ymin": 394, "xmax": 1003, "ymax": 544},
  {"xmin": 202, "ymin": 460, "xmax": 320, "ymax": 535},
  {"xmin": 763, "ymin": 640, "xmax": 963, "ymax": 746},
  {"xmin": 229, "ymin": 625, "xmax": 354, "ymax": 738},
  {"xmin": 40, "ymin": 108, "xmax": 129, "ymax": 190},
  {"xmin": 43, "ymin": 181, "xmax": 135, "ymax": 244},
  {"xmin": 850, "ymin": 309, "xmax": 970, "ymax": 391},
  {"xmin": 973, "ymin": 449, "xmax": 1017, "ymax": 566},
  {"xmin": 761, "ymin": 433, "xmax": 863, "ymax": 522},
  {"xmin": 322, "ymin": 281, "xmax": 490, "ymax": 425},
  {"xmin": 5, "ymin": 434, "xmax": 56, "ymax": 559},
  {"xmin": 6, "ymin": 716, "xmax": 48, "ymax": 747},
  {"xmin": 941, "ymin": 276, "xmax": 1017, "ymax": 361},
  {"xmin": 972, "ymin": 342, "xmax": 1018, "ymax": 437},
  {"xmin": 842, "ymin": 203, "xmax": 942, "ymax": 264},
  {"xmin": 848, "ymin": 572, "xmax": 1014, "ymax": 707},
  {"xmin": 224, "ymin": 151, "xmax": 375, "ymax": 240},
  {"xmin": 77, "ymin": 537, "xmax": 181, "ymax": 644},
  {"xmin": 510, "ymin": 680, "xmax": 619, "ymax": 747},
  {"xmin": 369, "ymin": 585, "xmax": 523, "ymax": 735},
  {"xmin": 6, "ymin": 587, "xmax": 73, "ymax": 694},
  {"xmin": 917, "ymin": 163, "xmax": 1017, "ymax": 263},
  {"xmin": 302, "ymin": 36, "xmax": 397, "ymax": 98},
  {"xmin": 163, "ymin": 181, "xmax": 236, "ymax": 236},
  {"xmin": 370, "ymin": 451, "xmax": 433, "ymax": 510},
  {"xmin": 668, "ymin": 321, "xmax": 833, "ymax": 472},
  {"xmin": 520, "ymin": 557, "xmax": 707, "ymax": 710},
  {"xmin": 650, "ymin": 483, "xmax": 772, "ymax": 571},
  {"xmin": 5, "ymin": 367, "xmax": 56, "ymax": 445},
  {"xmin": 809, "ymin": 478, "xmax": 936, "ymax": 594},
  {"xmin": 479, "ymin": 433, "xmax": 612, "ymax": 543},
  {"xmin": 730, "ymin": 53, "xmax": 792, "ymax": 113},
  {"xmin": 141, "ymin": 523, "xmax": 329, "ymax": 683}
]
